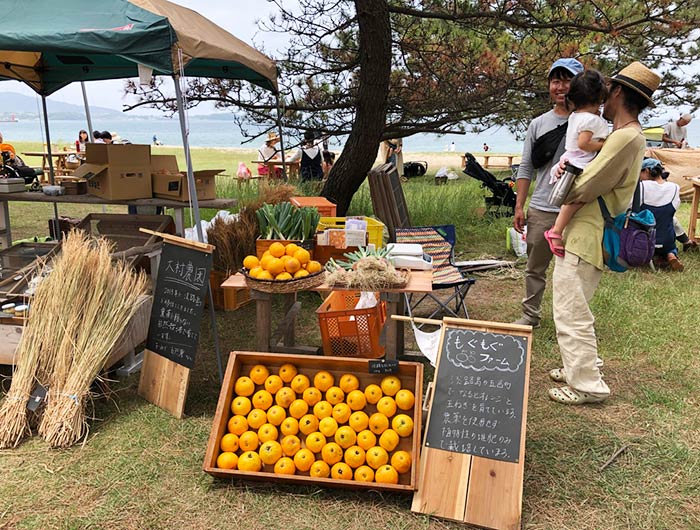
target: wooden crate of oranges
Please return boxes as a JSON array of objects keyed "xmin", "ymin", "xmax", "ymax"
[{"xmin": 204, "ymin": 351, "xmax": 423, "ymax": 491}]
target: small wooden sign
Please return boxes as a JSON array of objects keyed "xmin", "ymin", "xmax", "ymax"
[{"xmin": 412, "ymin": 317, "xmax": 532, "ymax": 530}]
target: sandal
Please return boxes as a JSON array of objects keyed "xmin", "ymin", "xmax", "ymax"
[
  {"xmin": 544, "ymin": 229, "xmax": 565, "ymax": 258},
  {"xmin": 548, "ymin": 386, "xmax": 606, "ymax": 405},
  {"xmin": 549, "ymin": 368, "xmax": 566, "ymax": 383}
]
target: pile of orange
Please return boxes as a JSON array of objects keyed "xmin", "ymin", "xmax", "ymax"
[
  {"xmin": 216, "ymin": 363, "xmax": 416, "ymax": 484},
  {"xmin": 243, "ymin": 242, "xmax": 323, "ymax": 281}
]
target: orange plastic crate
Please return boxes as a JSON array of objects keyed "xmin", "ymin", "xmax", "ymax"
[
  {"xmin": 316, "ymin": 291, "xmax": 386, "ymax": 358},
  {"xmin": 290, "ymin": 196, "xmax": 337, "ymax": 217}
]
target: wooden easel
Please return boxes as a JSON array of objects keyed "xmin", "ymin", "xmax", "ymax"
[
  {"xmin": 137, "ymin": 230, "xmax": 214, "ymax": 419},
  {"xmin": 410, "ymin": 317, "xmax": 533, "ymax": 530}
]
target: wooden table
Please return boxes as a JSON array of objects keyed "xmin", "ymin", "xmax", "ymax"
[
  {"xmin": 22, "ymin": 150, "xmax": 78, "ymax": 178},
  {"xmin": 252, "ymin": 160, "xmax": 301, "ymax": 179},
  {"xmin": 221, "ymin": 270, "xmax": 433, "ymax": 360},
  {"xmin": 688, "ymin": 178, "xmax": 700, "ymax": 241},
  {"xmin": 460, "ymin": 154, "xmax": 520, "ymax": 170},
  {"xmin": 0, "ymin": 191, "xmax": 236, "ymax": 249}
]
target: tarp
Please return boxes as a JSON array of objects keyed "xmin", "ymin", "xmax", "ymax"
[
  {"xmin": 0, "ymin": 0, "xmax": 277, "ymax": 95},
  {"xmin": 645, "ymin": 147, "xmax": 700, "ymax": 200}
]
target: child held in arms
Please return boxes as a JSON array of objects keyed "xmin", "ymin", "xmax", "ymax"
[{"xmin": 544, "ymin": 69, "xmax": 610, "ymax": 257}]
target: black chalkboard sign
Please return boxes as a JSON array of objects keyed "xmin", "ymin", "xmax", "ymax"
[
  {"xmin": 424, "ymin": 327, "xmax": 529, "ymax": 463},
  {"xmin": 146, "ymin": 242, "xmax": 212, "ymax": 369}
]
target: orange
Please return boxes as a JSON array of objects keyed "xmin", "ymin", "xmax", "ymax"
[
  {"xmin": 376, "ymin": 396, "xmax": 397, "ymax": 417},
  {"xmin": 228, "ymin": 415, "xmax": 248, "ymax": 436},
  {"xmin": 275, "ymin": 272, "xmax": 293, "ymax": 281},
  {"xmin": 252, "ymin": 389, "xmax": 273, "ymax": 410},
  {"xmin": 380, "ymin": 375, "xmax": 401, "ymax": 396},
  {"xmin": 293, "ymin": 448, "xmax": 315, "ymax": 472},
  {"xmin": 259, "ymin": 254, "xmax": 275, "ymax": 270},
  {"xmin": 248, "ymin": 266, "xmax": 263, "ymax": 279},
  {"xmin": 346, "ymin": 390, "xmax": 367, "ymax": 411},
  {"xmin": 379, "ymin": 429, "xmax": 400, "ymax": 452},
  {"xmin": 395, "ymin": 389, "xmax": 415, "ymax": 411},
  {"xmin": 266, "ymin": 405, "xmax": 286, "ymax": 426},
  {"xmin": 298, "ymin": 414, "xmax": 319, "ymax": 436},
  {"xmin": 290, "ymin": 374, "xmax": 311, "ymax": 394},
  {"xmin": 273, "ymin": 456, "xmax": 296, "ymax": 475},
  {"xmin": 391, "ymin": 414, "xmax": 414, "ymax": 438},
  {"xmin": 258, "ymin": 440, "xmax": 283, "ymax": 465},
  {"xmin": 343, "ymin": 445, "xmax": 366, "ymax": 468},
  {"xmin": 220, "ymin": 433, "xmax": 239, "ymax": 453},
  {"xmin": 321, "ymin": 442, "xmax": 344, "ymax": 465},
  {"xmin": 257, "ymin": 270, "xmax": 274, "ymax": 280},
  {"xmin": 266, "ymin": 258, "xmax": 285, "ymax": 276},
  {"xmin": 365, "ymin": 446, "xmax": 389, "ymax": 469},
  {"xmin": 313, "ymin": 371, "xmax": 335, "ymax": 392},
  {"xmin": 285, "ymin": 243, "xmax": 300, "ymax": 256},
  {"xmin": 309, "ymin": 460, "xmax": 331, "ymax": 478},
  {"xmin": 243, "ymin": 255, "xmax": 260, "ymax": 270},
  {"xmin": 348, "ymin": 411, "xmax": 369, "ymax": 433},
  {"xmin": 237, "ymin": 450, "xmax": 262, "ymax": 472},
  {"xmin": 264, "ymin": 374, "xmax": 284, "ymax": 394},
  {"xmin": 280, "ymin": 417, "xmax": 299, "ymax": 437},
  {"xmin": 330, "ymin": 462, "xmax": 353, "ymax": 481},
  {"xmin": 293, "ymin": 269, "xmax": 310, "ymax": 279},
  {"xmin": 234, "ymin": 376, "xmax": 255, "ymax": 397},
  {"xmin": 305, "ymin": 260, "xmax": 322, "ymax": 274},
  {"xmin": 293, "ymin": 248, "xmax": 310, "ymax": 265},
  {"xmin": 288, "ymin": 399, "xmax": 309, "ymax": 419},
  {"xmin": 216, "ymin": 451, "xmax": 238, "ymax": 470},
  {"xmin": 304, "ymin": 431, "xmax": 326, "ymax": 453},
  {"xmin": 281, "ymin": 434, "xmax": 301, "ymax": 457},
  {"xmin": 375, "ymin": 464, "xmax": 399, "ymax": 484},
  {"xmin": 231, "ymin": 396, "xmax": 252, "ymax": 416},
  {"xmin": 390, "ymin": 450, "xmax": 412, "ymax": 474},
  {"xmin": 338, "ymin": 374, "xmax": 360, "ymax": 393},
  {"xmin": 368, "ymin": 412, "xmax": 390, "ymax": 435},
  {"xmin": 302, "ymin": 387, "xmax": 322, "ymax": 407},
  {"xmin": 268, "ymin": 242, "xmax": 286, "ymax": 258},
  {"xmin": 275, "ymin": 387, "xmax": 296, "ymax": 408},
  {"xmin": 356, "ymin": 430, "xmax": 377, "ymax": 451},
  {"xmin": 279, "ymin": 363, "xmax": 298, "ymax": 383},
  {"xmin": 284, "ymin": 257, "xmax": 301, "ymax": 274},
  {"xmin": 334, "ymin": 425, "xmax": 357, "ymax": 449},
  {"xmin": 249, "ymin": 364, "xmax": 270, "ymax": 385},
  {"xmin": 354, "ymin": 465, "xmax": 374, "ymax": 482},
  {"xmin": 318, "ymin": 416, "xmax": 339, "ymax": 438},
  {"xmin": 331, "ymin": 402, "xmax": 352, "ymax": 424},
  {"xmin": 247, "ymin": 408, "xmax": 267, "ymax": 430},
  {"xmin": 364, "ymin": 384, "xmax": 383, "ymax": 404},
  {"xmin": 262, "ymin": 250, "xmax": 272, "ymax": 259},
  {"xmin": 312, "ymin": 400, "xmax": 333, "ymax": 419},
  {"xmin": 325, "ymin": 386, "xmax": 345, "ymax": 405},
  {"xmin": 238, "ymin": 431, "xmax": 260, "ymax": 452},
  {"xmin": 257, "ymin": 423, "xmax": 279, "ymax": 443}
]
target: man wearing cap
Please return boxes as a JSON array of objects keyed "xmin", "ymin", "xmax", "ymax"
[
  {"xmin": 512, "ymin": 58, "xmax": 584, "ymax": 328},
  {"xmin": 548, "ymin": 62, "xmax": 661, "ymax": 405},
  {"xmin": 662, "ymin": 114, "xmax": 692, "ymax": 148}
]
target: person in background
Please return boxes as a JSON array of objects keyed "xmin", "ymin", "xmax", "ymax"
[
  {"xmin": 662, "ymin": 113, "xmax": 692, "ymax": 148},
  {"xmin": 257, "ymin": 132, "xmax": 283, "ymax": 178},
  {"xmin": 483, "ymin": 143, "xmax": 490, "ymax": 152},
  {"xmin": 101, "ymin": 131, "xmax": 113, "ymax": 144},
  {"xmin": 92, "ymin": 130, "xmax": 103, "ymax": 143},
  {"xmin": 378, "ymin": 137, "xmax": 404, "ymax": 178},
  {"xmin": 289, "ymin": 130, "xmax": 323, "ymax": 181},
  {"xmin": 0, "ymin": 131, "xmax": 37, "ymax": 182},
  {"xmin": 322, "ymin": 150, "xmax": 336, "ymax": 178},
  {"xmin": 512, "ymin": 57, "xmax": 584, "ymax": 328},
  {"xmin": 75, "ymin": 130, "xmax": 89, "ymax": 156}
]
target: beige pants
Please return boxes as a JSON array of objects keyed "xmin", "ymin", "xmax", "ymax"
[
  {"xmin": 552, "ymin": 252, "xmax": 610, "ymax": 398},
  {"xmin": 521, "ymin": 208, "xmax": 559, "ymax": 323}
]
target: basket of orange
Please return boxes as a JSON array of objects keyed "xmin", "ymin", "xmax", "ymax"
[{"xmin": 242, "ymin": 241, "xmax": 325, "ymax": 293}]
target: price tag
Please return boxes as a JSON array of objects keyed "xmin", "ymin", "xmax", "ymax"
[{"xmin": 368, "ymin": 359, "xmax": 399, "ymax": 374}]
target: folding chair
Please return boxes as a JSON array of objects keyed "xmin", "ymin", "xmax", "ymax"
[{"xmin": 394, "ymin": 225, "xmax": 475, "ymax": 324}]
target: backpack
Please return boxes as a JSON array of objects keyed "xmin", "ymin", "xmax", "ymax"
[
  {"xmin": 403, "ymin": 161, "xmax": 427, "ymax": 178},
  {"xmin": 598, "ymin": 186, "xmax": 656, "ymax": 272}
]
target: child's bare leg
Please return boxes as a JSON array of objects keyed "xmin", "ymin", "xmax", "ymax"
[{"xmin": 551, "ymin": 202, "xmax": 585, "ymax": 237}]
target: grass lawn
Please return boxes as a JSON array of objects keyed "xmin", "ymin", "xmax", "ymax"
[{"xmin": 1, "ymin": 143, "xmax": 699, "ymax": 529}]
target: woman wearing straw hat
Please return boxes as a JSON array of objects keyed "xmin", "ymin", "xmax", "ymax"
[
  {"xmin": 547, "ymin": 61, "xmax": 661, "ymax": 405},
  {"xmin": 258, "ymin": 131, "xmax": 283, "ymax": 178}
]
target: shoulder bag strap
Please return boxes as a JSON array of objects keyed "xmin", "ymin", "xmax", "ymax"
[{"xmin": 631, "ymin": 181, "xmax": 642, "ymax": 212}]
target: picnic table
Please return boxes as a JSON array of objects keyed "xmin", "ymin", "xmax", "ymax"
[
  {"xmin": 22, "ymin": 150, "xmax": 78, "ymax": 179},
  {"xmin": 460, "ymin": 154, "xmax": 520, "ymax": 171},
  {"xmin": 221, "ymin": 270, "xmax": 433, "ymax": 360},
  {"xmin": 252, "ymin": 159, "xmax": 301, "ymax": 179}
]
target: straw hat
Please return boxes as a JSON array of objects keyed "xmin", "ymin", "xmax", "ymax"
[
  {"xmin": 609, "ymin": 61, "xmax": 660, "ymax": 108},
  {"xmin": 266, "ymin": 132, "xmax": 280, "ymax": 144}
]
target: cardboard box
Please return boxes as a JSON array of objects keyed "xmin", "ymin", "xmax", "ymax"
[
  {"xmin": 151, "ymin": 154, "xmax": 222, "ymax": 201},
  {"xmin": 75, "ymin": 144, "xmax": 152, "ymax": 200}
]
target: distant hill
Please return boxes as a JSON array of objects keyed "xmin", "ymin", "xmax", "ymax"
[{"xmin": 0, "ymin": 91, "xmax": 122, "ymax": 119}]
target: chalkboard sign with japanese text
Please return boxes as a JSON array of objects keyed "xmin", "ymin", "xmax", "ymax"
[
  {"xmin": 146, "ymin": 242, "xmax": 212, "ymax": 369},
  {"xmin": 424, "ymin": 327, "xmax": 529, "ymax": 463}
]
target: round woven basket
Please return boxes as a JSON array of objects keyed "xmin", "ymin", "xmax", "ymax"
[{"xmin": 242, "ymin": 269, "xmax": 326, "ymax": 294}]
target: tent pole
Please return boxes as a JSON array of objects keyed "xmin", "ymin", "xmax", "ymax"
[
  {"xmin": 80, "ymin": 82, "xmax": 94, "ymax": 143},
  {"xmin": 40, "ymin": 95, "xmax": 60, "ymax": 235},
  {"xmin": 275, "ymin": 92, "xmax": 288, "ymax": 180},
  {"xmin": 173, "ymin": 75, "xmax": 224, "ymax": 384}
]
